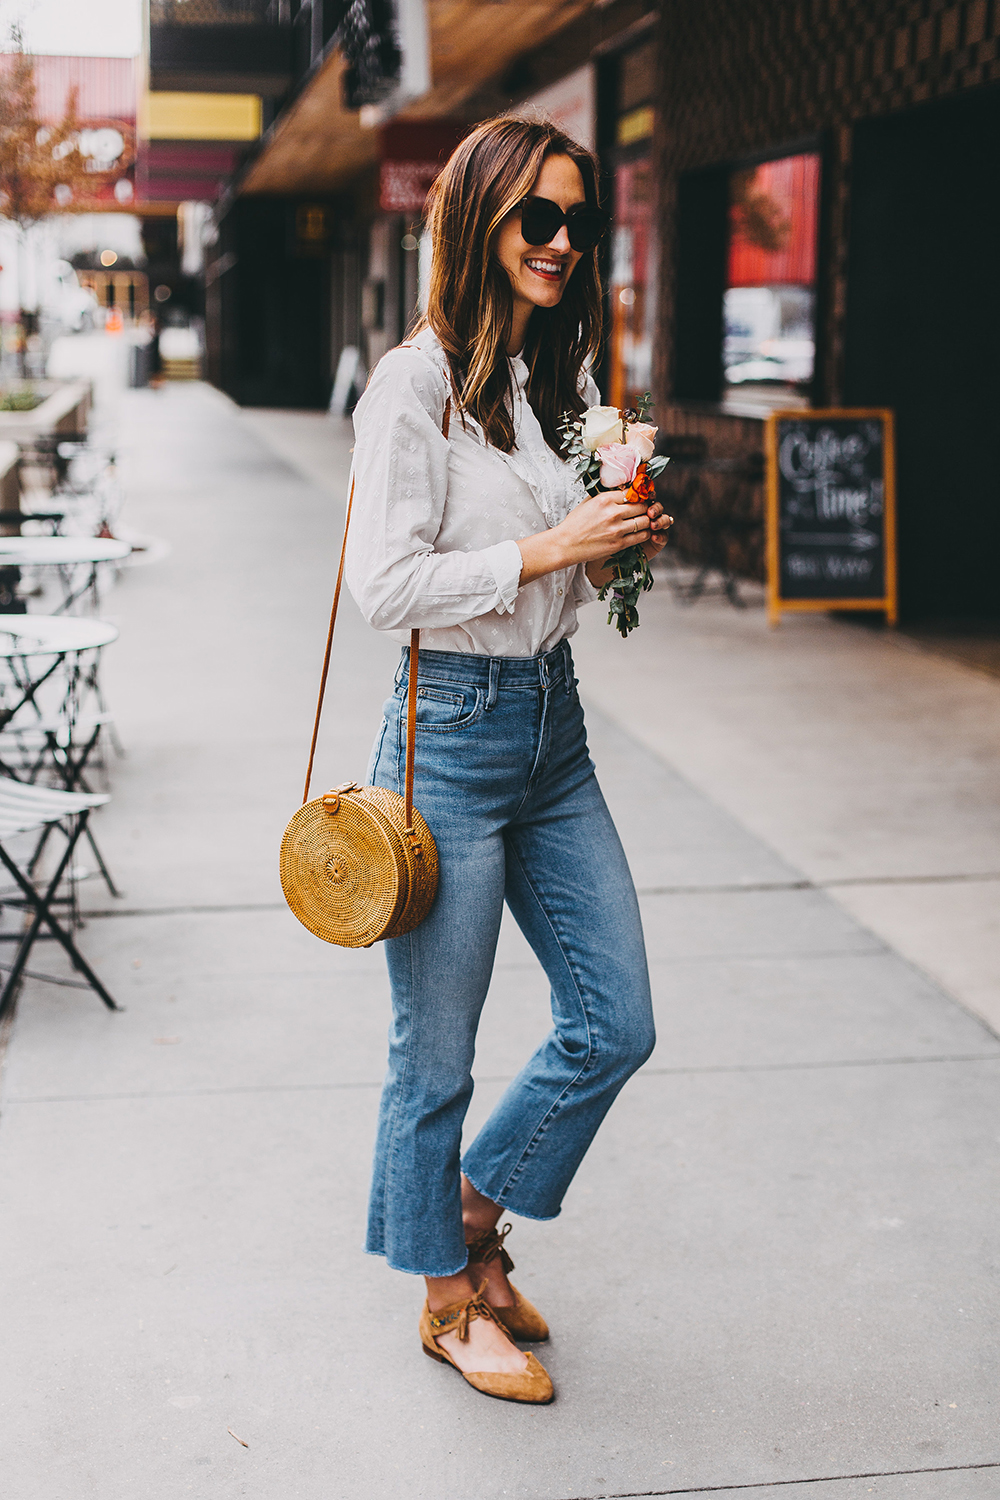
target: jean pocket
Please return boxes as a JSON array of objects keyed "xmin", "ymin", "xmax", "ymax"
[{"xmin": 397, "ymin": 679, "xmax": 483, "ymax": 730}]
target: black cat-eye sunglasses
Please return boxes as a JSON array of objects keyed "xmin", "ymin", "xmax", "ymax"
[{"xmin": 515, "ymin": 195, "xmax": 609, "ymax": 253}]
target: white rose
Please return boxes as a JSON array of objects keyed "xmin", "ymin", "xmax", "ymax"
[{"xmin": 581, "ymin": 405, "xmax": 623, "ymax": 451}]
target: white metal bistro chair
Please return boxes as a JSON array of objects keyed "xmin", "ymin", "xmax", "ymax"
[
  {"xmin": 0, "ymin": 779, "xmax": 119, "ymax": 1016},
  {"xmin": 0, "ymin": 618, "xmax": 122, "ymax": 897},
  {"xmin": 0, "ymin": 712, "xmax": 120, "ymax": 897}
]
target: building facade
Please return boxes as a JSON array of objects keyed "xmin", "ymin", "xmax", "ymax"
[{"xmin": 182, "ymin": 0, "xmax": 997, "ymax": 622}]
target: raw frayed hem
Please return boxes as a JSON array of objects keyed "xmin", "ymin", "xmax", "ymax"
[
  {"xmin": 364, "ymin": 1244, "xmax": 470, "ymax": 1279},
  {"xmin": 460, "ymin": 1165, "xmax": 563, "ymax": 1224}
]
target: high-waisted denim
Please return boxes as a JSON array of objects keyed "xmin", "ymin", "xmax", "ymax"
[{"xmin": 365, "ymin": 639, "xmax": 655, "ymax": 1276}]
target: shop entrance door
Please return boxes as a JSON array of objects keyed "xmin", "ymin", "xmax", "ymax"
[{"xmin": 844, "ymin": 86, "xmax": 1000, "ymax": 620}]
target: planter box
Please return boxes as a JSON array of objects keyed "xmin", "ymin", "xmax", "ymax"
[
  {"xmin": 0, "ymin": 441, "xmax": 24, "ymax": 602},
  {"xmin": 0, "ymin": 380, "xmax": 91, "ymax": 446},
  {"xmin": 0, "ymin": 441, "xmax": 18, "ymax": 516}
]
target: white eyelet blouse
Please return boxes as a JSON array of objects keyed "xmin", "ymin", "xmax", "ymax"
[{"xmin": 346, "ymin": 326, "xmax": 601, "ymax": 658}]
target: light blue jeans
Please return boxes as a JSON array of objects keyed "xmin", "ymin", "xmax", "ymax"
[{"xmin": 365, "ymin": 639, "xmax": 655, "ymax": 1276}]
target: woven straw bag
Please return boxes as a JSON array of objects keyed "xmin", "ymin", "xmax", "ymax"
[{"xmin": 280, "ymin": 397, "xmax": 450, "ymax": 947}]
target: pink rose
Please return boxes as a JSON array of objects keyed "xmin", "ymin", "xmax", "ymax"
[
  {"xmin": 623, "ymin": 422, "xmax": 657, "ymax": 462},
  {"xmin": 597, "ymin": 442, "xmax": 641, "ymax": 489}
]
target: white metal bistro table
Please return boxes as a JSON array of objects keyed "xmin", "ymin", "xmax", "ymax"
[
  {"xmin": 0, "ymin": 612, "xmax": 118, "ymax": 657},
  {"xmin": 0, "ymin": 536, "xmax": 131, "ymax": 613},
  {"xmin": 0, "ymin": 615, "xmax": 119, "ymax": 738}
]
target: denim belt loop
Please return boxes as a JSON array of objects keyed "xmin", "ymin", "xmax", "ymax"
[
  {"xmin": 486, "ymin": 658, "xmax": 501, "ymax": 711},
  {"xmin": 561, "ymin": 639, "xmax": 572, "ymax": 695},
  {"xmin": 539, "ymin": 654, "xmax": 552, "ymax": 691}
]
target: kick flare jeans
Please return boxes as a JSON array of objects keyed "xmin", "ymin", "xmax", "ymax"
[{"xmin": 365, "ymin": 639, "xmax": 655, "ymax": 1277}]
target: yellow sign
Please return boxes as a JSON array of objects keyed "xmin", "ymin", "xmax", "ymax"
[
  {"xmin": 143, "ymin": 93, "xmax": 262, "ymax": 142},
  {"xmin": 616, "ymin": 106, "xmax": 654, "ymax": 147}
]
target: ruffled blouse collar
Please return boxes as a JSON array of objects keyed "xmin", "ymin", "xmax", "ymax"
[{"xmin": 412, "ymin": 329, "xmax": 587, "ymax": 528}]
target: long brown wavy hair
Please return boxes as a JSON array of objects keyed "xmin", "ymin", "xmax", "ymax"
[{"xmin": 418, "ymin": 116, "xmax": 604, "ymax": 454}]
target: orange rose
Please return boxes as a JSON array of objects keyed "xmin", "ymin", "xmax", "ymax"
[{"xmin": 626, "ymin": 465, "xmax": 655, "ymax": 504}]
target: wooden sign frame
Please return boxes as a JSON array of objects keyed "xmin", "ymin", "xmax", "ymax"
[{"xmin": 765, "ymin": 407, "xmax": 897, "ymax": 626}]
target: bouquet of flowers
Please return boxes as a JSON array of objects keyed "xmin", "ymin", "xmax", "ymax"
[{"xmin": 558, "ymin": 394, "xmax": 670, "ymax": 638}]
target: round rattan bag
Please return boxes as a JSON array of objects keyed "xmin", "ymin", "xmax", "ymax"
[
  {"xmin": 281, "ymin": 781, "xmax": 438, "ymax": 948},
  {"xmin": 283, "ymin": 413, "xmax": 449, "ymax": 949}
]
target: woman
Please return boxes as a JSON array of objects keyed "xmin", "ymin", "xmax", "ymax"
[{"xmin": 347, "ymin": 117, "xmax": 671, "ymax": 1404}]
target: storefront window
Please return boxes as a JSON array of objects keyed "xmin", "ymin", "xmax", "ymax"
[
  {"xmin": 608, "ymin": 155, "xmax": 655, "ymax": 411},
  {"xmin": 724, "ymin": 152, "xmax": 820, "ymax": 397}
]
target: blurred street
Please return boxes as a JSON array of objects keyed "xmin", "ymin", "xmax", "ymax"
[{"xmin": 0, "ymin": 381, "xmax": 997, "ymax": 1498}]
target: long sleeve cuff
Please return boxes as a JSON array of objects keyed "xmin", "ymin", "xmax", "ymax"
[
  {"xmin": 572, "ymin": 562, "xmax": 601, "ymax": 606},
  {"xmin": 484, "ymin": 539, "xmax": 524, "ymax": 615}
]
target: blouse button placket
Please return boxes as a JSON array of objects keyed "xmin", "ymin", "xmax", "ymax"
[{"xmin": 350, "ymin": 329, "xmax": 591, "ymax": 657}]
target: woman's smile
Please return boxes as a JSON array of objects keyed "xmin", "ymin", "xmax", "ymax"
[{"xmin": 523, "ymin": 254, "xmax": 569, "ymax": 283}]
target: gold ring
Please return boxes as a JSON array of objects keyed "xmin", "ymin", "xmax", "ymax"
[{"xmin": 633, "ymin": 518, "xmax": 640, "ymax": 534}]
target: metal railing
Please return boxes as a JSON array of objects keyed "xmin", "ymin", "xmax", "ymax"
[
  {"xmin": 654, "ymin": 437, "xmax": 766, "ymax": 607},
  {"xmin": 149, "ymin": 0, "xmax": 282, "ymax": 25}
]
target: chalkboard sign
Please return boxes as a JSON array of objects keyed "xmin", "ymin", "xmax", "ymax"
[{"xmin": 765, "ymin": 408, "xmax": 897, "ymax": 624}]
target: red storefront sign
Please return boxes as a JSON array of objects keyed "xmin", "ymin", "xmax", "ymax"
[
  {"xmin": 137, "ymin": 142, "xmax": 245, "ymax": 204},
  {"xmin": 378, "ymin": 121, "xmax": 466, "ymax": 215}
]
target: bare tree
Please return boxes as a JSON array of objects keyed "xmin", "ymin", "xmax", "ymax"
[{"xmin": 0, "ymin": 31, "xmax": 92, "ymax": 377}]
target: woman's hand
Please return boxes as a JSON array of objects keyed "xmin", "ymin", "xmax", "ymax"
[
  {"xmin": 558, "ymin": 488, "xmax": 654, "ymax": 561},
  {"xmin": 640, "ymin": 500, "xmax": 674, "ymax": 562},
  {"xmin": 582, "ymin": 499, "xmax": 674, "ymax": 588},
  {"xmin": 517, "ymin": 489, "xmax": 652, "ymax": 585}
]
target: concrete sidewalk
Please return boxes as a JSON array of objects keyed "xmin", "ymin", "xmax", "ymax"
[
  {"xmin": 246, "ymin": 406, "xmax": 1000, "ymax": 1037},
  {"xmin": 0, "ymin": 383, "xmax": 997, "ymax": 1499}
]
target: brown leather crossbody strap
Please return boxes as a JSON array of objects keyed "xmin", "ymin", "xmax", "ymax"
[
  {"xmin": 301, "ymin": 469, "xmax": 355, "ymax": 805},
  {"xmin": 302, "ymin": 392, "xmax": 452, "ymax": 818}
]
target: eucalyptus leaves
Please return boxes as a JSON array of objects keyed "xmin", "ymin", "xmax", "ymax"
[{"xmin": 558, "ymin": 394, "xmax": 670, "ymax": 638}]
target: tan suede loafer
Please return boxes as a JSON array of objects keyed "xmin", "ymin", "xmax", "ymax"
[
  {"xmin": 419, "ymin": 1286, "xmax": 554, "ymax": 1404},
  {"xmin": 465, "ymin": 1222, "xmax": 550, "ymax": 1343}
]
